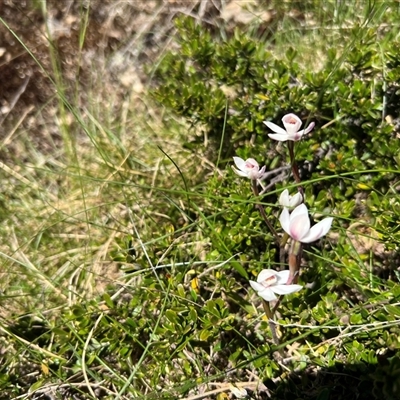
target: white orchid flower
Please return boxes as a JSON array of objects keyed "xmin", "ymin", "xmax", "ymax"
[
  {"xmin": 279, "ymin": 189, "xmax": 303, "ymax": 208},
  {"xmin": 232, "ymin": 156, "xmax": 266, "ymax": 180},
  {"xmin": 279, "ymin": 203, "xmax": 333, "ymax": 243},
  {"xmin": 264, "ymin": 113, "xmax": 315, "ymax": 141},
  {"xmin": 249, "ymin": 269, "xmax": 302, "ymax": 302}
]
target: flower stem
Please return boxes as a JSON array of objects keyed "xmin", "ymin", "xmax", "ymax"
[
  {"xmin": 287, "ymin": 141, "xmax": 303, "ymax": 196},
  {"xmin": 279, "ymin": 232, "xmax": 289, "ymax": 268},
  {"xmin": 262, "ymin": 299, "xmax": 273, "ymax": 319},
  {"xmin": 262, "ymin": 300, "xmax": 280, "ymax": 346},
  {"xmin": 251, "ymin": 179, "xmax": 279, "ymax": 243},
  {"xmin": 288, "ymin": 240, "xmax": 302, "ymax": 284}
]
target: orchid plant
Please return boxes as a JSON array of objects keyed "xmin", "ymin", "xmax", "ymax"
[
  {"xmin": 231, "ymin": 113, "xmax": 334, "ymax": 344},
  {"xmin": 232, "ymin": 156, "xmax": 266, "ymax": 180},
  {"xmin": 264, "ymin": 113, "xmax": 315, "ymax": 142},
  {"xmin": 249, "ymin": 269, "xmax": 302, "ymax": 302}
]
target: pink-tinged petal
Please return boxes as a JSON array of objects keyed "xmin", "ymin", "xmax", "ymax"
[
  {"xmin": 287, "ymin": 131, "xmax": 305, "ymax": 141},
  {"xmin": 249, "ymin": 280, "xmax": 266, "ymax": 292},
  {"xmin": 232, "ymin": 157, "xmax": 264, "ymax": 179},
  {"xmin": 282, "ymin": 113, "xmax": 302, "ymax": 135},
  {"xmin": 289, "ymin": 213, "xmax": 311, "ymax": 241},
  {"xmin": 291, "ymin": 123, "xmax": 315, "ymax": 141},
  {"xmin": 291, "ymin": 128, "xmax": 308, "ymax": 140},
  {"xmin": 257, "ymin": 287, "xmax": 278, "ymax": 301},
  {"xmin": 247, "ymin": 169, "xmax": 261, "ymax": 180},
  {"xmin": 257, "ymin": 269, "xmax": 278, "ymax": 283},
  {"xmin": 250, "ymin": 268, "xmax": 303, "ymax": 301},
  {"xmin": 279, "ymin": 208, "xmax": 291, "ymax": 236},
  {"xmin": 268, "ymin": 133, "xmax": 290, "ymax": 142},
  {"xmin": 245, "ymin": 158, "xmax": 260, "ymax": 169},
  {"xmin": 301, "ymin": 217, "xmax": 333, "ymax": 243},
  {"xmin": 282, "ymin": 113, "xmax": 302, "ymax": 124},
  {"xmin": 271, "ymin": 284, "xmax": 303, "ymax": 295},
  {"xmin": 231, "ymin": 166, "xmax": 248, "ymax": 177},
  {"xmin": 233, "ymin": 156, "xmax": 246, "ymax": 171},
  {"xmin": 275, "ymin": 270, "xmax": 290, "ymax": 285},
  {"xmin": 304, "ymin": 121, "xmax": 315, "ymax": 134},
  {"xmin": 290, "ymin": 204, "xmax": 309, "ymax": 220},
  {"xmin": 264, "ymin": 121, "xmax": 288, "ymax": 135}
]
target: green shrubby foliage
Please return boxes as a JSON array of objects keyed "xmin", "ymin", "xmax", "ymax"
[
  {"xmin": 152, "ymin": 15, "xmax": 400, "ymax": 270},
  {"xmin": 153, "ymin": 18, "xmax": 399, "ymax": 187},
  {"xmin": 147, "ymin": 14, "xmax": 400, "ymax": 397},
  {"xmin": 152, "ymin": 15, "xmax": 400, "ymax": 255}
]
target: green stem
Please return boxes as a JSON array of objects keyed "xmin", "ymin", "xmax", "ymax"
[
  {"xmin": 262, "ymin": 299, "xmax": 273, "ymax": 319},
  {"xmin": 251, "ymin": 179, "xmax": 280, "ymax": 243},
  {"xmin": 262, "ymin": 300, "xmax": 280, "ymax": 346},
  {"xmin": 287, "ymin": 141, "xmax": 303, "ymax": 196}
]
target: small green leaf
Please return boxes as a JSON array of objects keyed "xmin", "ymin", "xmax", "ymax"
[
  {"xmin": 30, "ymin": 379, "xmax": 45, "ymax": 392},
  {"xmin": 384, "ymin": 305, "xmax": 400, "ymax": 317},
  {"xmin": 165, "ymin": 310, "xmax": 178, "ymax": 324},
  {"xmin": 199, "ymin": 329, "xmax": 212, "ymax": 341},
  {"xmin": 231, "ymin": 260, "xmax": 248, "ymax": 278},
  {"xmin": 103, "ymin": 293, "xmax": 114, "ymax": 309}
]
